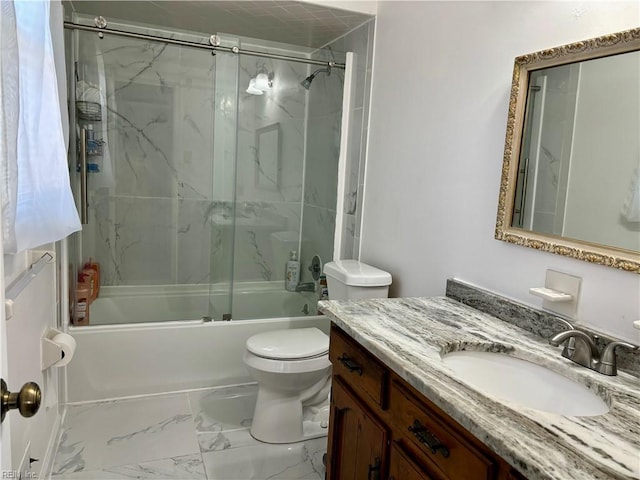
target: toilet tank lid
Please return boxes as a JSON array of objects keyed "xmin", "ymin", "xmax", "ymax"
[
  {"xmin": 323, "ymin": 260, "xmax": 392, "ymax": 287},
  {"xmin": 246, "ymin": 327, "xmax": 329, "ymax": 360}
]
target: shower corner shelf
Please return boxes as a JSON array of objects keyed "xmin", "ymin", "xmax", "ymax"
[{"xmin": 76, "ymin": 101, "xmax": 102, "ymax": 121}]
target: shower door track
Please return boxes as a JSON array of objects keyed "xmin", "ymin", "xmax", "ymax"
[{"xmin": 63, "ymin": 21, "xmax": 346, "ymax": 69}]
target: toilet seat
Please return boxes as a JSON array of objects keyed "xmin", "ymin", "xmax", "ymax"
[
  {"xmin": 244, "ymin": 350, "xmax": 331, "ymax": 374},
  {"xmin": 246, "ymin": 327, "xmax": 329, "ymax": 360}
]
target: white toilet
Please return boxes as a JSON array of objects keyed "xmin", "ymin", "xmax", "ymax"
[
  {"xmin": 244, "ymin": 327, "xmax": 332, "ymax": 444},
  {"xmin": 244, "ymin": 261, "xmax": 392, "ymax": 444}
]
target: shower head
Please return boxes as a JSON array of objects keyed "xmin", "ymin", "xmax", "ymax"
[{"xmin": 300, "ymin": 66, "xmax": 331, "ymax": 90}]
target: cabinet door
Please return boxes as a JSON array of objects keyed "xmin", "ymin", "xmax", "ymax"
[
  {"xmin": 389, "ymin": 442, "xmax": 438, "ymax": 480},
  {"xmin": 326, "ymin": 378, "xmax": 388, "ymax": 480}
]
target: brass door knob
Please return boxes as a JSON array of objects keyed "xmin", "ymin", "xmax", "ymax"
[{"xmin": 1, "ymin": 379, "xmax": 41, "ymax": 423}]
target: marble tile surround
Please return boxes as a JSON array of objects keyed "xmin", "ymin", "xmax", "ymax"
[
  {"xmin": 446, "ymin": 278, "xmax": 640, "ymax": 376},
  {"xmin": 52, "ymin": 384, "xmax": 326, "ymax": 480},
  {"xmin": 316, "ymin": 20, "xmax": 375, "ymax": 260}
]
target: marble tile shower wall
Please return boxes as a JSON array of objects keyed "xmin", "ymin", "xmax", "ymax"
[
  {"xmin": 309, "ymin": 20, "xmax": 374, "ymax": 270},
  {"xmin": 299, "ymin": 63, "xmax": 344, "ymax": 282}
]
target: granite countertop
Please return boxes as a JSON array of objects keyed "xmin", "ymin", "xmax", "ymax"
[{"xmin": 318, "ymin": 296, "xmax": 640, "ymax": 480}]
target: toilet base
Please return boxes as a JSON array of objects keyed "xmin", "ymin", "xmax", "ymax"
[
  {"xmin": 250, "ymin": 392, "xmax": 330, "ymax": 444},
  {"xmin": 301, "ymin": 404, "xmax": 330, "ymax": 441}
]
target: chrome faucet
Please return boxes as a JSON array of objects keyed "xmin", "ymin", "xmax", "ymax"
[
  {"xmin": 552, "ymin": 318, "xmax": 576, "ymax": 358},
  {"xmin": 598, "ymin": 341, "xmax": 639, "ymax": 376},
  {"xmin": 549, "ymin": 329, "xmax": 638, "ymax": 376},
  {"xmin": 295, "ymin": 282, "xmax": 316, "ymax": 293}
]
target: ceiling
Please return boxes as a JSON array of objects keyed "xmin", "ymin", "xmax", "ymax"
[{"xmin": 63, "ymin": 1, "xmax": 373, "ymax": 49}]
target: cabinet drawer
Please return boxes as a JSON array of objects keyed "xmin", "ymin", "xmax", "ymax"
[
  {"xmin": 329, "ymin": 326, "xmax": 387, "ymax": 408},
  {"xmin": 390, "ymin": 380, "xmax": 496, "ymax": 480}
]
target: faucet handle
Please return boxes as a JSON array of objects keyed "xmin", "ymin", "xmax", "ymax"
[{"xmin": 597, "ymin": 341, "xmax": 638, "ymax": 376}]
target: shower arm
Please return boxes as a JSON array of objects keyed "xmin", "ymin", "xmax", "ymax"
[
  {"xmin": 309, "ymin": 66, "xmax": 331, "ymax": 80},
  {"xmin": 301, "ymin": 66, "xmax": 332, "ymax": 89}
]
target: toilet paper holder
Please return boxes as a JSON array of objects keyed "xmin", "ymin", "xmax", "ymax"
[{"xmin": 41, "ymin": 328, "xmax": 74, "ymax": 371}]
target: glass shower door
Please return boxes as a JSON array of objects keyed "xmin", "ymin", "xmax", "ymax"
[
  {"xmin": 224, "ymin": 36, "xmax": 345, "ymax": 320},
  {"xmin": 69, "ymin": 27, "xmax": 233, "ymax": 324}
]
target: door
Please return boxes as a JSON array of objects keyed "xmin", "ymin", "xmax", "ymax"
[
  {"xmin": 69, "ymin": 28, "xmax": 234, "ymax": 324},
  {"xmin": 0, "ymin": 244, "xmax": 10, "ymax": 480},
  {"xmin": 326, "ymin": 378, "xmax": 387, "ymax": 480}
]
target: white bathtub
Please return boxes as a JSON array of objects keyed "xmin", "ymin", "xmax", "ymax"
[
  {"xmin": 67, "ymin": 282, "xmax": 329, "ymax": 403},
  {"xmin": 88, "ymin": 281, "xmax": 318, "ymax": 325},
  {"xmin": 67, "ymin": 315, "xmax": 330, "ymax": 402}
]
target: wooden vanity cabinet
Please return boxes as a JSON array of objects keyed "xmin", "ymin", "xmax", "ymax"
[{"xmin": 326, "ymin": 325, "xmax": 528, "ymax": 480}]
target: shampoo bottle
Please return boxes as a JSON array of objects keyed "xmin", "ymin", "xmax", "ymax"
[
  {"xmin": 285, "ymin": 250, "xmax": 300, "ymax": 292},
  {"xmin": 75, "ymin": 280, "xmax": 90, "ymax": 326},
  {"xmin": 319, "ymin": 275, "xmax": 329, "ymax": 300},
  {"xmin": 83, "ymin": 259, "xmax": 101, "ymax": 301}
]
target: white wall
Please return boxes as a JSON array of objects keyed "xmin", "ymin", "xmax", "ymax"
[{"xmin": 362, "ymin": 1, "xmax": 640, "ymax": 343}]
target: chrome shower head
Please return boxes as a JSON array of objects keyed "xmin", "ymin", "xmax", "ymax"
[{"xmin": 300, "ymin": 66, "xmax": 331, "ymax": 90}]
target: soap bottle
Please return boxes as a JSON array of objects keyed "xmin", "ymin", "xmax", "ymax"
[
  {"xmin": 83, "ymin": 258, "xmax": 101, "ymax": 301},
  {"xmin": 319, "ymin": 275, "xmax": 329, "ymax": 300},
  {"xmin": 285, "ymin": 250, "xmax": 300, "ymax": 292},
  {"xmin": 85, "ymin": 124, "xmax": 101, "ymax": 172}
]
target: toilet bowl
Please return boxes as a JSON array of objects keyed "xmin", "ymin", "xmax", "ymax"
[{"xmin": 243, "ymin": 327, "xmax": 332, "ymax": 444}]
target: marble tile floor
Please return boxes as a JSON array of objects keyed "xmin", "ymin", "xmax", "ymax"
[{"xmin": 50, "ymin": 384, "xmax": 327, "ymax": 480}]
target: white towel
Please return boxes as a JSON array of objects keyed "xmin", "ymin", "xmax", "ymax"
[
  {"xmin": 12, "ymin": 0, "xmax": 81, "ymax": 253},
  {"xmin": 0, "ymin": 0, "xmax": 20, "ymax": 252}
]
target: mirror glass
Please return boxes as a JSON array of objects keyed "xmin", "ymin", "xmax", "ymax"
[{"xmin": 496, "ymin": 29, "xmax": 640, "ymax": 272}]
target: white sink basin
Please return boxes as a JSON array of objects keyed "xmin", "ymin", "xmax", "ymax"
[{"xmin": 441, "ymin": 351, "xmax": 609, "ymax": 417}]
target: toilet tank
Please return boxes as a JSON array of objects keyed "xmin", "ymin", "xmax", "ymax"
[{"xmin": 323, "ymin": 260, "xmax": 392, "ymax": 300}]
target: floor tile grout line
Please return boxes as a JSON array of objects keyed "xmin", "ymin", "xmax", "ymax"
[{"xmin": 63, "ymin": 381, "xmax": 258, "ymax": 407}]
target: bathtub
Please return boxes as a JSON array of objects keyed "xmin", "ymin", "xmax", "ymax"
[
  {"xmin": 88, "ymin": 281, "xmax": 318, "ymax": 325},
  {"xmin": 66, "ymin": 282, "xmax": 328, "ymax": 403}
]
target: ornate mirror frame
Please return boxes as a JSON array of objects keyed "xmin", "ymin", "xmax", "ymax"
[{"xmin": 495, "ymin": 28, "xmax": 640, "ymax": 273}]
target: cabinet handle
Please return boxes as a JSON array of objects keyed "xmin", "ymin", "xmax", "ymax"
[
  {"xmin": 408, "ymin": 420, "xmax": 450, "ymax": 458},
  {"xmin": 337, "ymin": 354, "xmax": 363, "ymax": 375},
  {"xmin": 368, "ymin": 457, "xmax": 381, "ymax": 480}
]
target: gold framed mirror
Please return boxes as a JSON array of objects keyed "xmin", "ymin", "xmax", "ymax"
[{"xmin": 495, "ymin": 28, "xmax": 640, "ymax": 273}]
